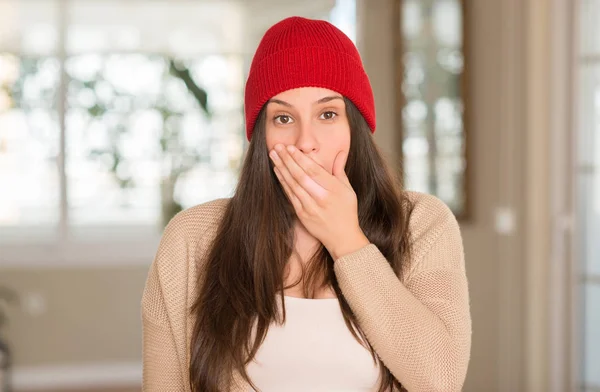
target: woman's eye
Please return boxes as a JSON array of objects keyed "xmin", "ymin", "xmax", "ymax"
[
  {"xmin": 321, "ymin": 111, "xmax": 337, "ymax": 120},
  {"xmin": 275, "ymin": 115, "xmax": 293, "ymax": 124}
]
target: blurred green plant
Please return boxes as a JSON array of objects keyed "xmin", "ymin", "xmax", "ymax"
[
  {"xmin": 0, "ymin": 286, "xmax": 17, "ymax": 392},
  {"xmin": 68, "ymin": 56, "xmax": 213, "ymax": 227},
  {"xmin": 0, "ymin": 286, "xmax": 17, "ymax": 333}
]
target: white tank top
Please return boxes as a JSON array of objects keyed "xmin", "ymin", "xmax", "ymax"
[{"xmin": 245, "ymin": 295, "xmax": 381, "ymax": 392}]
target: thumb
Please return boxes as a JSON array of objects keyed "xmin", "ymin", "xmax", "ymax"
[{"xmin": 332, "ymin": 150, "xmax": 351, "ymax": 187}]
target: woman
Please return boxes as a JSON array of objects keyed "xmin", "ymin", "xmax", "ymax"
[{"xmin": 142, "ymin": 16, "xmax": 471, "ymax": 392}]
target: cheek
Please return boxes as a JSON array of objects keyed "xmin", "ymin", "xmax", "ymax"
[
  {"xmin": 323, "ymin": 133, "xmax": 351, "ymax": 173},
  {"xmin": 329, "ymin": 126, "xmax": 351, "ymax": 152},
  {"xmin": 265, "ymin": 131, "xmax": 278, "ymax": 152},
  {"xmin": 265, "ymin": 125, "xmax": 291, "ymax": 151}
]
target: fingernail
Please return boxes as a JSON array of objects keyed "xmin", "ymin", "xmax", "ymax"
[
  {"xmin": 286, "ymin": 145, "xmax": 295, "ymax": 153},
  {"xmin": 269, "ymin": 150, "xmax": 278, "ymax": 160},
  {"xmin": 274, "ymin": 144, "xmax": 284, "ymax": 152}
]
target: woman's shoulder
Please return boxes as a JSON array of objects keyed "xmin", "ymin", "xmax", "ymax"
[
  {"xmin": 164, "ymin": 197, "xmax": 232, "ymax": 243},
  {"xmin": 404, "ymin": 190, "xmax": 458, "ymax": 235},
  {"xmin": 402, "ymin": 190, "xmax": 464, "ymax": 273},
  {"xmin": 151, "ymin": 198, "xmax": 232, "ymax": 274},
  {"xmin": 146, "ymin": 198, "xmax": 232, "ymax": 305}
]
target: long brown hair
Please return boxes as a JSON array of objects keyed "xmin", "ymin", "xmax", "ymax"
[{"xmin": 189, "ymin": 98, "xmax": 413, "ymax": 392}]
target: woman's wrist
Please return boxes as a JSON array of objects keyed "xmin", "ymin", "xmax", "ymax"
[{"xmin": 328, "ymin": 232, "xmax": 371, "ymax": 261}]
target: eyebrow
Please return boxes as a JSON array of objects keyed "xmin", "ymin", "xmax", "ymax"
[{"xmin": 267, "ymin": 95, "xmax": 343, "ymax": 107}]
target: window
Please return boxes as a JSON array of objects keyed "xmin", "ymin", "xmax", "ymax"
[
  {"xmin": 0, "ymin": 0, "xmax": 355, "ymax": 262},
  {"xmin": 397, "ymin": 0, "xmax": 468, "ymax": 219},
  {"xmin": 0, "ymin": 1, "xmax": 248, "ymax": 240},
  {"xmin": 577, "ymin": 0, "xmax": 600, "ymax": 390}
]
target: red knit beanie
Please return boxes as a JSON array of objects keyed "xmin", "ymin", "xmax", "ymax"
[{"xmin": 244, "ymin": 16, "xmax": 376, "ymax": 141}]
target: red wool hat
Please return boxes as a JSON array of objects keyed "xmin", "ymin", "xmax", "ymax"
[{"xmin": 244, "ymin": 16, "xmax": 376, "ymax": 141}]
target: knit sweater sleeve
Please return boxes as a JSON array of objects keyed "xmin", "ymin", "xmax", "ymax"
[
  {"xmin": 333, "ymin": 194, "xmax": 471, "ymax": 392},
  {"xmin": 141, "ymin": 217, "xmax": 188, "ymax": 391}
]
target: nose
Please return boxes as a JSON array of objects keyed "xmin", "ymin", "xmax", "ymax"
[{"xmin": 295, "ymin": 122, "xmax": 319, "ymax": 154}]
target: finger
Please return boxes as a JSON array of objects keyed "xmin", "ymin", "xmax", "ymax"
[
  {"xmin": 285, "ymin": 145, "xmax": 337, "ymax": 190},
  {"xmin": 276, "ymin": 145, "xmax": 329, "ymax": 201},
  {"xmin": 272, "ymin": 153, "xmax": 317, "ymax": 212},
  {"xmin": 274, "ymin": 167, "xmax": 303, "ymax": 212}
]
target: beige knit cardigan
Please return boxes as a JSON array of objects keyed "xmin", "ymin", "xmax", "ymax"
[{"xmin": 141, "ymin": 191, "xmax": 472, "ymax": 391}]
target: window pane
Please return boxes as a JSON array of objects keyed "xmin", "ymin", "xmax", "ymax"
[
  {"xmin": 403, "ymin": 134, "xmax": 431, "ymax": 193},
  {"xmin": 578, "ymin": 24, "xmax": 600, "ymax": 391},
  {"xmin": 0, "ymin": 55, "xmax": 60, "ymax": 227},
  {"xmin": 580, "ymin": 0, "xmax": 600, "ymax": 56},
  {"xmin": 583, "ymin": 284, "xmax": 600, "ymax": 387},
  {"xmin": 435, "ymin": 152, "xmax": 465, "ymax": 213},
  {"xmin": 401, "ymin": 0, "xmax": 466, "ymax": 216},
  {"xmin": 578, "ymin": 65, "xmax": 600, "ymax": 276}
]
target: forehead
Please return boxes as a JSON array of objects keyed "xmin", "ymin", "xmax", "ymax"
[{"xmin": 270, "ymin": 87, "xmax": 343, "ymax": 102}]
